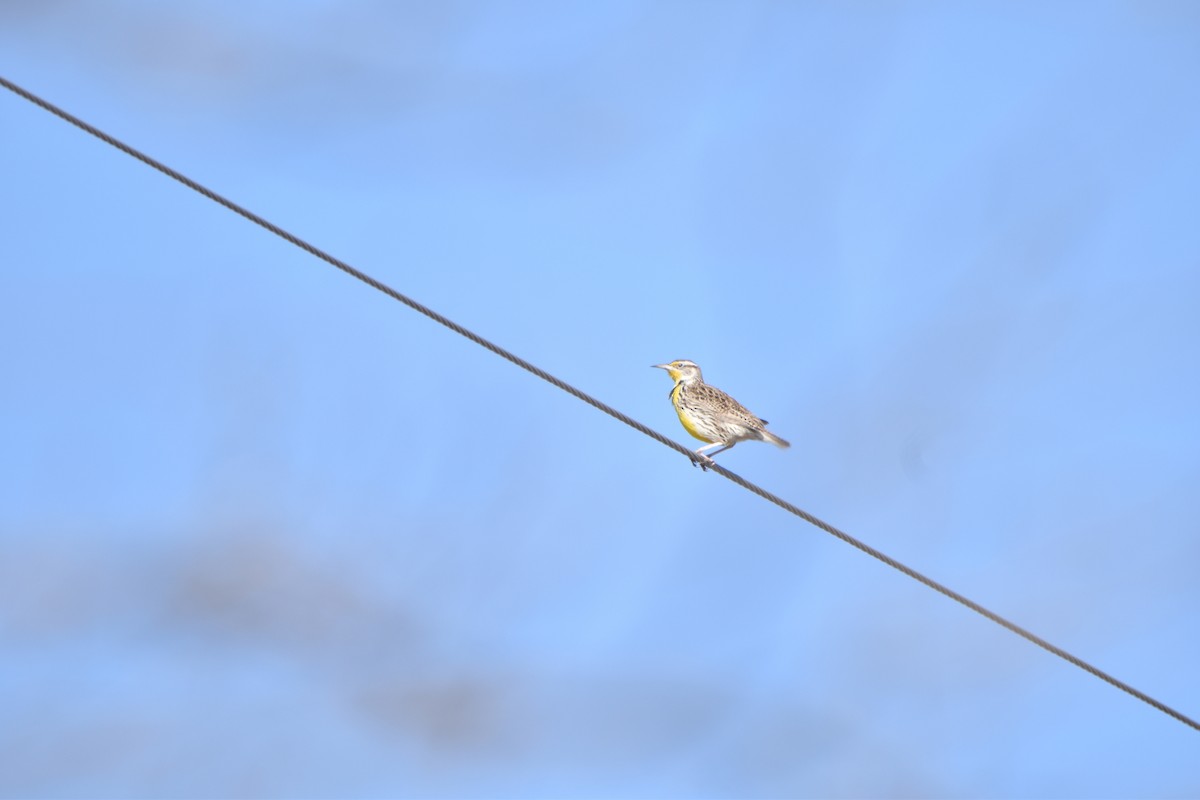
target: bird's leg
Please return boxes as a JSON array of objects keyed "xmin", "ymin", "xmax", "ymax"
[
  {"xmin": 696, "ymin": 441, "xmax": 734, "ymax": 459},
  {"xmin": 690, "ymin": 442, "xmax": 732, "ymax": 471}
]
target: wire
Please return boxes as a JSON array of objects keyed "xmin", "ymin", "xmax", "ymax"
[{"xmin": 3, "ymin": 74, "xmax": 1196, "ymax": 733}]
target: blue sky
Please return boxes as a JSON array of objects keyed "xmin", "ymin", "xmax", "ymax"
[{"xmin": 2, "ymin": 2, "xmax": 1198, "ymax": 797}]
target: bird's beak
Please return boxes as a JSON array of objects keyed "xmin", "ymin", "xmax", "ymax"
[{"xmin": 652, "ymin": 364, "xmax": 669, "ymax": 370}]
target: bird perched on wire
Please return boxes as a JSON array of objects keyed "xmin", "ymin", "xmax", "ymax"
[{"xmin": 653, "ymin": 359, "xmax": 790, "ymax": 468}]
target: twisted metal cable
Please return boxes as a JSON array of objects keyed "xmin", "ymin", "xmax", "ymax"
[{"xmin": 3, "ymin": 74, "xmax": 1195, "ymax": 732}]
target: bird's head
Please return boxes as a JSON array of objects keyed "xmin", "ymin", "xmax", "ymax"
[{"xmin": 653, "ymin": 359, "xmax": 703, "ymax": 384}]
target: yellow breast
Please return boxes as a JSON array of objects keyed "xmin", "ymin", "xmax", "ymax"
[{"xmin": 671, "ymin": 384, "xmax": 716, "ymax": 443}]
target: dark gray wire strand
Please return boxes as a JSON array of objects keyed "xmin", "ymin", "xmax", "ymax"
[{"xmin": 4, "ymin": 74, "xmax": 1196, "ymax": 733}]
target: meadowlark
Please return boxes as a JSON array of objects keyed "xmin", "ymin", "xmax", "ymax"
[{"xmin": 653, "ymin": 359, "xmax": 790, "ymax": 467}]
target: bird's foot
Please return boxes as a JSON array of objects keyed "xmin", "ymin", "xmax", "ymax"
[{"xmin": 690, "ymin": 452, "xmax": 715, "ymax": 471}]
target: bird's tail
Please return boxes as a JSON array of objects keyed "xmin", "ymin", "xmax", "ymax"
[{"xmin": 760, "ymin": 429, "xmax": 790, "ymax": 449}]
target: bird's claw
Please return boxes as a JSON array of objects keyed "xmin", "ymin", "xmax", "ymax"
[{"xmin": 690, "ymin": 453, "xmax": 714, "ymax": 471}]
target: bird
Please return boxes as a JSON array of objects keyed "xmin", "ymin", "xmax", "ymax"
[{"xmin": 653, "ymin": 359, "xmax": 789, "ymax": 468}]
